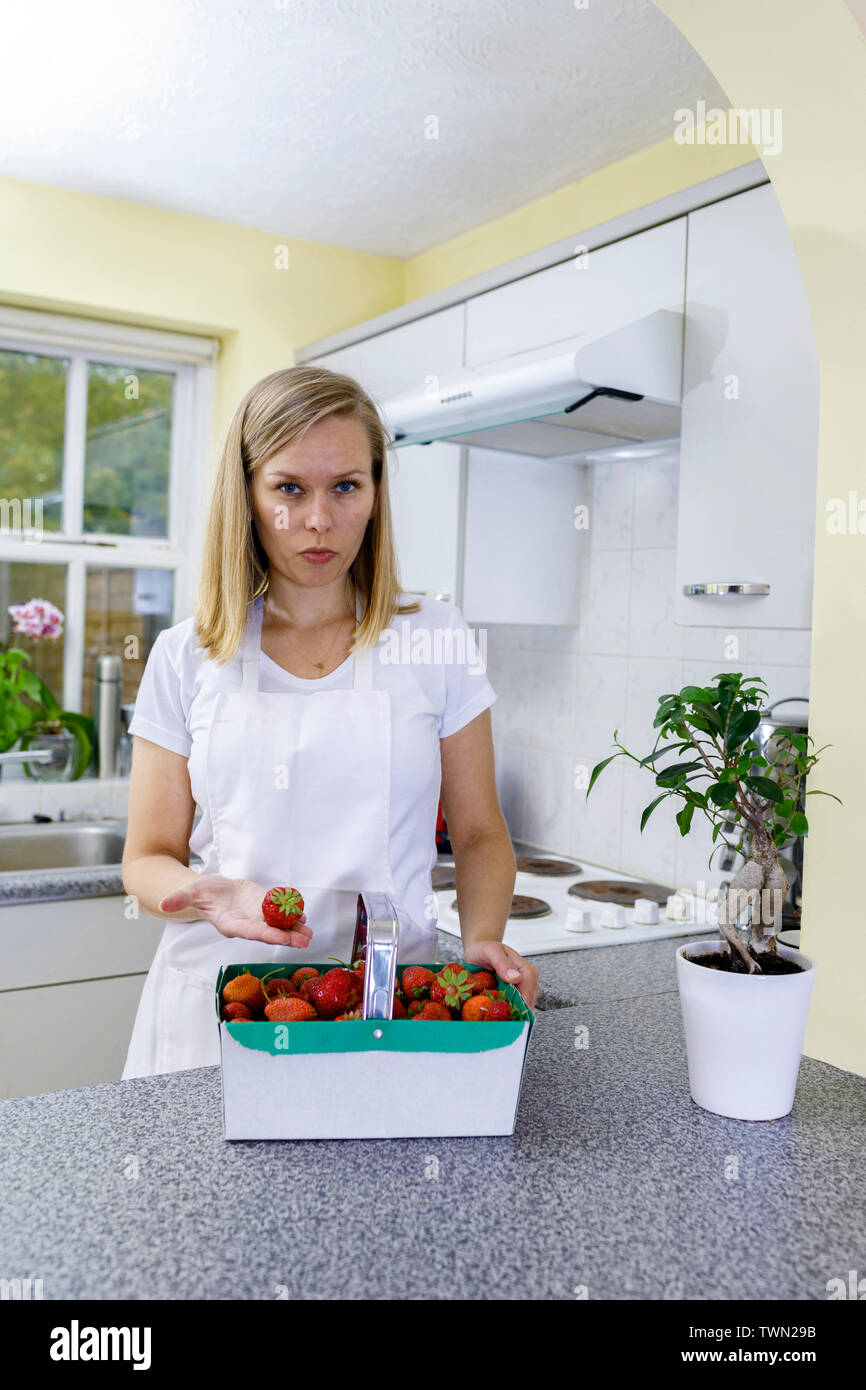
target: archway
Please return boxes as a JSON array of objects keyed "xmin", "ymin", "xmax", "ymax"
[{"xmin": 653, "ymin": 0, "xmax": 866, "ymax": 1073}]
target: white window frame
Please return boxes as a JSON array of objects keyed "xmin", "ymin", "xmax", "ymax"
[{"xmin": 0, "ymin": 305, "xmax": 217, "ymax": 713}]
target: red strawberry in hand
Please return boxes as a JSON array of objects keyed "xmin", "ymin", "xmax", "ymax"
[{"xmin": 262, "ymin": 887, "xmax": 305, "ymax": 929}]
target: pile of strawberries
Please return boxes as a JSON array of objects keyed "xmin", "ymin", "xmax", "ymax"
[{"xmin": 220, "ymin": 961, "xmax": 521, "ymax": 1023}]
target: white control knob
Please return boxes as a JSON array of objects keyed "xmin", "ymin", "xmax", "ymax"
[
  {"xmin": 599, "ymin": 904, "xmax": 627, "ymax": 929},
  {"xmin": 565, "ymin": 905, "xmax": 593, "ymax": 933},
  {"xmin": 666, "ymin": 892, "xmax": 691, "ymax": 921},
  {"xmin": 632, "ymin": 897, "xmax": 660, "ymax": 925}
]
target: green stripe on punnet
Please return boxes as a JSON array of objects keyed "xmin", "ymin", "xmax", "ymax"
[
  {"xmin": 216, "ymin": 961, "xmax": 534, "ymax": 1051},
  {"xmin": 224, "ymin": 1018, "xmax": 529, "ymax": 1055}
]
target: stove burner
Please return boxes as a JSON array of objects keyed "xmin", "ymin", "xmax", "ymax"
[
  {"xmin": 516, "ymin": 855, "xmax": 583, "ymax": 877},
  {"xmin": 451, "ymin": 894, "xmax": 552, "ymax": 920},
  {"xmin": 432, "ymin": 865, "xmax": 457, "ymax": 891},
  {"xmin": 567, "ymin": 879, "xmax": 670, "ymax": 906}
]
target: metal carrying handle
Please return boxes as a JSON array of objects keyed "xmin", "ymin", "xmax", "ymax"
[{"xmin": 352, "ymin": 892, "xmax": 400, "ymax": 1020}]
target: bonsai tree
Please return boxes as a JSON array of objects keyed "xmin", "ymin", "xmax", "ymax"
[{"xmin": 586, "ymin": 672, "xmax": 839, "ymax": 974}]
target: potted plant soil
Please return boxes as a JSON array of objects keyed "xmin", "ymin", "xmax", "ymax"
[{"xmin": 587, "ymin": 672, "xmax": 840, "ymax": 1121}]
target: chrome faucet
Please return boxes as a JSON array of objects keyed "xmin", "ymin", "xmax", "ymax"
[{"xmin": 0, "ymin": 749, "xmax": 55, "ymax": 766}]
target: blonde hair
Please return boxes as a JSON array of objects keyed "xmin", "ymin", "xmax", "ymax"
[{"xmin": 194, "ymin": 364, "xmax": 421, "ymax": 663}]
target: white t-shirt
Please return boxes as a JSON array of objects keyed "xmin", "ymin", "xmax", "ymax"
[{"xmin": 128, "ymin": 592, "xmax": 497, "ymax": 932}]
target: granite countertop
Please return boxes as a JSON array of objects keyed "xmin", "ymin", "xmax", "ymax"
[
  {"xmin": 1, "ymin": 929, "xmax": 864, "ymax": 1301},
  {"xmin": 0, "ymin": 864, "xmax": 126, "ymax": 904}
]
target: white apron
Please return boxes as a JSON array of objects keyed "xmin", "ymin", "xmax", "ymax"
[{"xmin": 122, "ymin": 589, "xmax": 438, "ymax": 1078}]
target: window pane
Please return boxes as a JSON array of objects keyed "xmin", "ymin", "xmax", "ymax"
[
  {"xmin": 83, "ymin": 363, "xmax": 173, "ymax": 538},
  {"xmin": 82, "ymin": 567, "xmax": 174, "ymax": 717},
  {"xmin": 0, "ymin": 349, "xmax": 66, "ymax": 533},
  {"xmin": 0, "ymin": 561, "xmax": 67, "ymax": 706}
]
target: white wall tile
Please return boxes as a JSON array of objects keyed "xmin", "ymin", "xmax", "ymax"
[
  {"xmin": 619, "ymin": 761, "xmax": 678, "ymax": 886},
  {"xmin": 521, "ymin": 749, "xmax": 573, "ymax": 852},
  {"xmin": 756, "ymin": 666, "xmax": 810, "ymax": 708},
  {"xmin": 574, "ymin": 654, "xmax": 628, "ymax": 766},
  {"xmin": 528, "ymin": 652, "xmax": 577, "ymax": 753},
  {"xmin": 493, "ymin": 741, "xmax": 526, "ymax": 841},
  {"xmin": 622, "ymin": 657, "xmax": 684, "ymax": 754},
  {"xmin": 52, "ymin": 784, "xmax": 115, "ymax": 819},
  {"xmin": 571, "ymin": 751, "xmax": 623, "ymax": 868},
  {"xmin": 745, "ymin": 627, "xmax": 812, "ymax": 667},
  {"xmin": 526, "ymin": 625, "xmax": 579, "ymax": 653},
  {"xmin": 483, "ymin": 623, "xmax": 577, "ymax": 654},
  {"xmin": 629, "ymin": 548, "xmax": 683, "ymax": 659},
  {"xmin": 633, "ymin": 456, "xmax": 679, "ymax": 548},
  {"xmin": 683, "ymin": 625, "xmax": 750, "ymax": 664},
  {"xmin": 682, "ymin": 657, "xmax": 751, "ymax": 692},
  {"xmin": 481, "ymin": 453, "xmax": 812, "ymax": 875},
  {"xmin": 588, "ymin": 460, "xmax": 633, "ymax": 550},
  {"xmin": 485, "ymin": 648, "xmax": 535, "ymax": 745},
  {"xmin": 0, "ymin": 782, "xmax": 43, "ymax": 824},
  {"xmin": 578, "ymin": 549, "xmax": 631, "ymax": 655}
]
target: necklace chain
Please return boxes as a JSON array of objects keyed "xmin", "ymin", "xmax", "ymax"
[{"xmin": 263, "ymin": 587, "xmax": 357, "ymax": 672}]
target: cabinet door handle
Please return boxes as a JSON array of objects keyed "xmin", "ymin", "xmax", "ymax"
[
  {"xmin": 683, "ymin": 582, "xmax": 771, "ymax": 597},
  {"xmin": 407, "ymin": 589, "xmax": 451, "ymax": 602}
]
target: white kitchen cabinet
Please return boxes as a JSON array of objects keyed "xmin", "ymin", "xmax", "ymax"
[
  {"xmin": 464, "ymin": 219, "xmax": 687, "ymax": 366},
  {"xmin": 311, "ymin": 305, "xmax": 468, "ymax": 604},
  {"xmin": 309, "ymin": 303, "xmax": 465, "ymax": 413},
  {"xmin": 0, "ymin": 894, "xmax": 164, "ymax": 1097},
  {"xmin": 675, "ymin": 184, "xmax": 819, "ymax": 628},
  {"xmin": 387, "ymin": 441, "xmax": 464, "ymax": 603},
  {"xmin": 461, "ymin": 447, "xmax": 585, "ymax": 625},
  {"xmin": 0, "ymin": 974, "xmax": 148, "ymax": 1099}
]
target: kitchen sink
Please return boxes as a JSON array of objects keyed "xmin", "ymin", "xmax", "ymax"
[{"xmin": 0, "ymin": 820, "xmax": 127, "ymax": 873}]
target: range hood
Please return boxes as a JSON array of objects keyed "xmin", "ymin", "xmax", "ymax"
[{"xmin": 383, "ymin": 309, "xmax": 683, "ymax": 460}]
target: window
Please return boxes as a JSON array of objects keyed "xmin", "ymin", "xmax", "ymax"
[{"xmin": 0, "ymin": 307, "xmax": 216, "ymax": 722}]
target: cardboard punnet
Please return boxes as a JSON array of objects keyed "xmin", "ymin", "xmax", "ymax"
[{"xmin": 216, "ymin": 960, "xmax": 535, "ymax": 1140}]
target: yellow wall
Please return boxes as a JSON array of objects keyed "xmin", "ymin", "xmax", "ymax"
[
  {"xmin": 0, "ymin": 132, "xmax": 748, "ymax": 444},
  {"xmin": 652, "ymin": 0, "xmax": 866, "ymax": 1075},
  {"xmin": 405, "ymin": 137, "xmax": 753, "ymax": 300},
  {"xmin": 0, "ymin": 174, "xmax": 405, "ymax": 441}
]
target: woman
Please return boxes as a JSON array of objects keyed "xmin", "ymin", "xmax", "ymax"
[{"xmin": 121, "ymin": 364, "xmax": 538, "ymax": 1078}]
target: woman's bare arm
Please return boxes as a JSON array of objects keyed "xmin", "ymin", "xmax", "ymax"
[
  {"xmin": 440, "ymin": 708, "xmax": 539, "ymax": 1005},
  {"xmin": 121, "ymin": 736, "xmax": 313, "ymax": 947},
  {"xmin": 121, "ymin": 736, "xmax": 206, "ymax": 921}
]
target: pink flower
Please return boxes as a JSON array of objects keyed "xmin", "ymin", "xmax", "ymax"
[{"xmin": 8, "ymin": 599, "xmax": 64, "ymax": 640}]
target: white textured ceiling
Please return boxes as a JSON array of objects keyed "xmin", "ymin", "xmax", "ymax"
[{"xmin": 0, "ymin": 0, "xmax": 729, "ymax": 257}]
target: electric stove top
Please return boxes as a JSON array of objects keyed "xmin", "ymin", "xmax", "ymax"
[{"xmin": 433, "ymin": 847, "xmax": 716, "ymax": 955}]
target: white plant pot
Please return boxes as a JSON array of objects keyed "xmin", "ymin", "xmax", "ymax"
[{"xmin": 675, "ymin": 939, "xmax": 817, "ymax": 1121}]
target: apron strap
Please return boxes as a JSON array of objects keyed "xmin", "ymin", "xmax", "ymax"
[
  {"xmin": 240, "ymin": 588, "xmax": 375, "ymax": 694},
  {"xmin": 353, "ymin": 588, "xmax": 375, "ymax": 690},
  {"xmin": 240, "ymin": 595, "xmax": 264, "ymax": 696}
]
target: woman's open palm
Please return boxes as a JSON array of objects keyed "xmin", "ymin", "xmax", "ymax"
[{"xmin": 159, "ymin": 875, "xmax": 312, "ymax": 948}]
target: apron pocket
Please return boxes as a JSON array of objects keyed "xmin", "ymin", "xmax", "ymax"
[{"xmin": 157, "ymin": 964, "xmax": 221, "ymax": 1076}]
